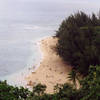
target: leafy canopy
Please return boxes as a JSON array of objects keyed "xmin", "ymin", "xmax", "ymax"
[{"xmin": 56, "ymin": 11, "xmax": 100, "ymax": 75}]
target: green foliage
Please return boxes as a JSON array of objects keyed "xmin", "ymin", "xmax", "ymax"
[
  {"xmin": 56, "ymin": 12, "xmax": 100, "ymax": 75},
  {"xmin": 0, "ymin": 65, "xmax": 100, "ymax": 100},
  {"xmin": 68, "ymin": 69, "xmax": 79, "ymax": 88},
  {"xmin": 0, "ymin": 82, "xmax": 46, "ymax": 100},
  {"xmin": 53, "ymin": 83, "xmax": 77, "ymax": 100},
  {"xmin": 79, "ymin": 65, "xmax": 100, "ymax": 100},
  {"xmin": 0, "ymin": 81, "xmax": 16, "ymax": 100},
  {"xmin": 0, "ymin": 80, "xmax": 30, "ymax": 100},
  {"xmin": 32, "ymin": 83, "xmax": 46, "ymax": 96},
  {"xmin": 53, "ymin": 65, "xmax": 100, "ymax": 100}
]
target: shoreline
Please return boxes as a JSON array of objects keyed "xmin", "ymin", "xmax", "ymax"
[
  {"xmin": 1, "ymin": 36, "xmax": 73, "ymax": 93},
  {"xmin": 33, "ymin": 35, "xmax": 54, "ymax": 72},
  {"xmin": 25, "ymin": 36, "xmax": 72, "ymax": 93},
  {"xmin": 0, "ymin": 36, "xmax": 54, "ymax": 88}
]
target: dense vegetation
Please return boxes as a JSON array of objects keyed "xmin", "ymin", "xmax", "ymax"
[
  {"xmin": 56, "ymin": 12, "xmax": 100, "ymax": 75},
  {"xmin": 0, "ymin": 65, "xmax": 100, "ymax": 100}
]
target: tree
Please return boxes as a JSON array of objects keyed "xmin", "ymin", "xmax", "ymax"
[
  {"xmin": 68, "ymin": 69, "xmax": 79, "ymax": 88},
  {"xmin": 91, "ymin": 13, "xmax": 98, "ymax": 26},
  {"xmin": 32, "ymin": 83, "xmax": 46, "ymax": 96},
  {"xmin": 56, "ymin": 12, "xmax": 100, "ymax": 75},
  {"xmin": 79, "ymin": 65, "xmax": 100, "ymax": 100}
]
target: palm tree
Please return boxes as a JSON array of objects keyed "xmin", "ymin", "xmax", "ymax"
[{"xmin": 68, "ymin": 69, "xmax": 79, "ymax": 88}]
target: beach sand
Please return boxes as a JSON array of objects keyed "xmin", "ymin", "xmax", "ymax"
[{"xmin": 25, "ymin": 37, "xmax": 72, "ymax": 93}]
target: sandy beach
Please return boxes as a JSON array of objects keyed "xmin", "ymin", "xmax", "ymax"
[{"xmin": 25, "ymin": 37, "xmax": 72, "ymax": 93}]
